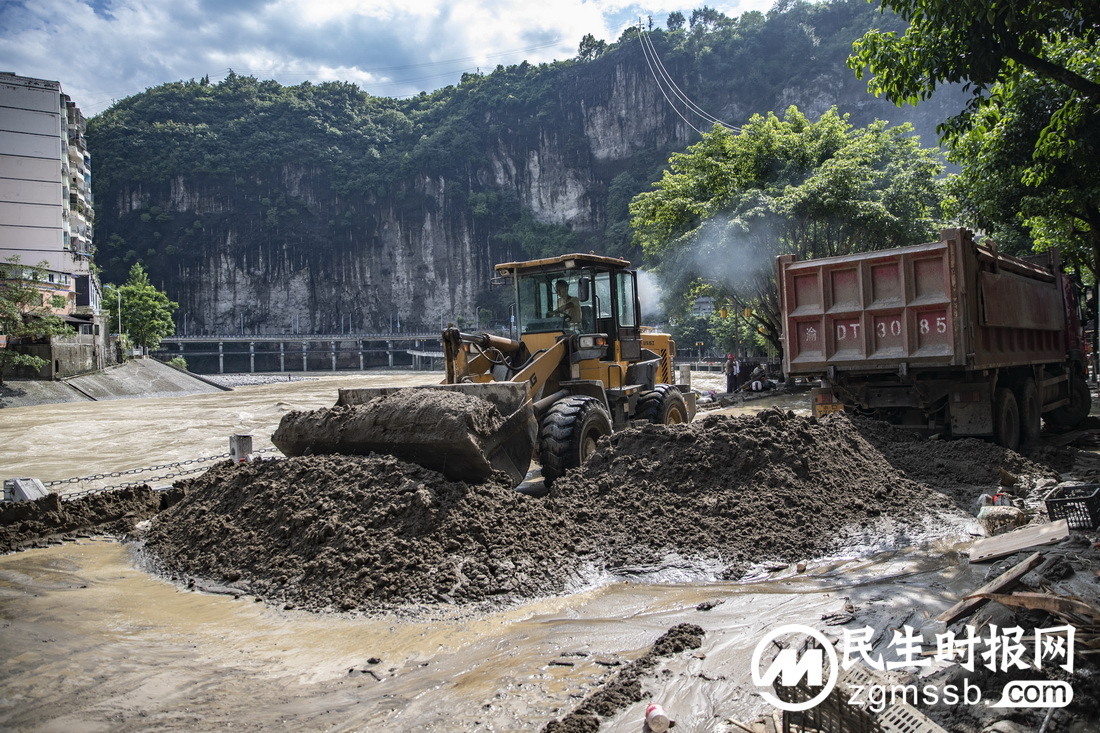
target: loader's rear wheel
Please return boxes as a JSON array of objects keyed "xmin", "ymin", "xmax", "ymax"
[
  {"xmin": 637, "ymin": 384, "xmax": 688, "ymax": 425},
  {"xmin": 994, "ymin": 387, "xmax": 1020, "ymax": 451},
  {"xmin": 539, "ymin": 396, "xmax": 612, "ymax": 487},
  {"xmin": 1017, "ymin": 378, "xmax": 1041, "ymax": 446}
]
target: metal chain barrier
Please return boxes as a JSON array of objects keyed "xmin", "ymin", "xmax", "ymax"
[{"xmin": 44, "ymin": 447, "xmax": 281, "ymax": 500}]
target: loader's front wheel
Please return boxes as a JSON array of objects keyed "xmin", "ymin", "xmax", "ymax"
[
  {"xmin": 539, "ymin": 396, "xmax": 612, "ymax": 487},
  {"xmin": 637, "ymin": 384, "xmax": 688, "ymax": 425}
]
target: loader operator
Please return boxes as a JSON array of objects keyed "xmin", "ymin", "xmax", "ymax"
[{"xmin": 553, "ymin": 279, "xmax": 582, "ymax": 323}]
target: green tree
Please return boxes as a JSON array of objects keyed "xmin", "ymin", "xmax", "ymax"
[
  {"xmin": 945, "ymin": 60, "xmax": 1100, "ymax": 275},
  {"xmin": 577, "ymin": 33, "xmax": 608, "ymax": 61},
  {"xmin": 105, "ymin": 263, "xmax": 178, "ymax": 352},
  {"xmin": 848, "ymin": 0, "xmax": 1100, "ymax": 270},
  {"xmin": 0, "ymin": 258, "xmax": 73, "ymax": 385},
  {"xmin": 848, "ymin": 0, "xmax": 1100, "ymax": 111},
  {"xmin": 630, "ymin": 107, "xmax": 945, "ymax": 357},
  {"xmin": 690, "ymin": 6, "xmax": 724, "ymax": 32},
  {"xmin": 669, "ymin": 314, "xmax": 710, "ymax": 358}
]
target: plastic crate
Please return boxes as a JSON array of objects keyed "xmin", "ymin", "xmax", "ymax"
[
  {"xmin": 1044, "ymin": 484, "xmax": 1100, "ymax": 530},
  {"xmin": 776, "ymin": 644, "xmax": 947, "ymax": 733}
]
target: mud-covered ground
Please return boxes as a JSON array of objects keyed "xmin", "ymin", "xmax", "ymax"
[{"xmin": 4, "ymin": 398, "xmax": 1098, "ymax": 732}]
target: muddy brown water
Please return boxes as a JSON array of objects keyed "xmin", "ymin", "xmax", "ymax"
[{"xmin": 0, "ymin": 370, "xmax": 984, "ymax": 731}]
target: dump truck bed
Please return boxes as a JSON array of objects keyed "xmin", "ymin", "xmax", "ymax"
[{"xmin": 779, "ymin": 228, "xmax": 1068, "ymax": 377}]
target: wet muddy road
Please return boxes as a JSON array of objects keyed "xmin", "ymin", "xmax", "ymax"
[
  {"xmin": 0, "ymin": 371, "xmax": 978, "ymax": 731},
  {"xmin": 0, "ymin": 538, "xmax": 977, "ymax": 731}
]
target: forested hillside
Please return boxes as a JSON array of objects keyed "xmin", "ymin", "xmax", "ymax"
[{"xmin": 88, "ymin": 0, "xmax": 963, "ymax": 335}]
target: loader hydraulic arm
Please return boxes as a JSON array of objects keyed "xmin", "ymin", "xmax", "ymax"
[
  {"xmin": 442, "ymin": 326, "xmax": 567, "ymax": 405},
  {"xmin": 442, "ymin": 327, "xmax": 523, "ymax": 384},
  {"xmin": 513, "ymin": 339, "xmax": 567, "ymax": 402}
]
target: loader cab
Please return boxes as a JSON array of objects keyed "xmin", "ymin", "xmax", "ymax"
[{"xmin": 497, "ymin": 253, "xmax": 642, "ymax": 364}]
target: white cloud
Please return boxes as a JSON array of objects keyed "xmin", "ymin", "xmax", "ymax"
[{"xmin": 0, "ymin": 0, "xmax": 778, "ymax": 115}]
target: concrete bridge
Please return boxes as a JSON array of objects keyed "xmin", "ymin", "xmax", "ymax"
[{"xmin": 153, "ymin": 333, "xmax": 444, "ymax": 374}]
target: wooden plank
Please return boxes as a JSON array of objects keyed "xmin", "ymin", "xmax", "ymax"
[
  {"xmin": 972, "ymin": 591, "xmax": 1100, "ymax": 624},
  {"xmin": 936, "ymin": 551, "xmax": 1043, "ymax": 624},
  {"xmin": 726, "ymin": 721, "xmax": 756, "ymax": 733},
  {"xmin": 969, "ymin": 520, "xmax": 1069, "ymax": 563}
]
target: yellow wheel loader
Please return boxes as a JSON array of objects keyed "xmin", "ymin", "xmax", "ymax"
[{"xmin": 272, "ymin": 253, "xmax": 695, "ymax": 487}]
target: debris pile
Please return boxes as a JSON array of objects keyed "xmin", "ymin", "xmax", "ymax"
[
  {"xmin": 880, "ymin": 539, "xmax": 1100, "ymax": 732},
  {"xmin": 142, "ymin": 409, "xmax": 964, "ymax": 611}
]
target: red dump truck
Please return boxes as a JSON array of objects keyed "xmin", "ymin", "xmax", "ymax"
[{"xmin": 777, "ymin": 228, "xmax": 1092, "ymax": 449}]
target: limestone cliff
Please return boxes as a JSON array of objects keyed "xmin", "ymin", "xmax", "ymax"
[{"xmin": 90, "ymin": 9, "xmax": 962, "ymax": 335}]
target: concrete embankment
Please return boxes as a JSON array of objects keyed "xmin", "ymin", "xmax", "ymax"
[{"xmin": 0, "ymin": 359, "xmax": 228, "ymax": 408}]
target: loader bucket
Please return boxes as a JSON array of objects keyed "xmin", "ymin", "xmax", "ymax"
[{"xmin": 271, "ymin": 382, "xmax": 536, "ymax": 487}]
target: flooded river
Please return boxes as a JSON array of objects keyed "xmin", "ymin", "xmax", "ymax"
[{"xmin": 0, "ymin": 370, "xmax": 977, "ymax": 731}]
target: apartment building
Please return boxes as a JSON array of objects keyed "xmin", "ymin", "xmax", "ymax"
[{"xmin": 0, "ymin": 72, "xmax": 110, "ymax": 375}]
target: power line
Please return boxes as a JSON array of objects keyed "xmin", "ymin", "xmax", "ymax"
[
  {"xmin": 636, "ymin": 24, "xmax": 739, "ymax": 135},
  {"xmin": 641, "ymin": 29, "xmax": 737, "ymax": 131}
]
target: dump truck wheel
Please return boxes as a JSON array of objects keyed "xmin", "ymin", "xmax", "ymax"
[
  {"xmin": 1018, "ymin": 378, "xmax": 1041, "ymax": 446},
  {"xmin": 637, "ymin": 384, "xmax": 688, "ymax": 425},
  {"xmin": 994, "ymin": 387, "xmax": 1020, "ymax": 451},
  {"xmin": 1046, "ymin": 372, "xmax": 1092, "ymax": 431},
  {"xmin": 539, "ymin": 396, "xmax": 612, "ymax": 487}
]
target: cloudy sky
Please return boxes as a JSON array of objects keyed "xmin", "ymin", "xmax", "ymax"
[{"xmin": 1, "ymin": 0, "xmax": 776, "ymax": 117}]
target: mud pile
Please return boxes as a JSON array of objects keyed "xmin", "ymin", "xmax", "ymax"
[
  {"xmin": 142, "ymin": 454, "xmax": 573, "ymax": 610},
  {"xmin": 143, "ymin": 409, "xmax": 968, "ymax": 611},
  {"xmin": 544, "ymin": 410, "xmax": 960, "ymax": 573},
  {"xmin": 848, "ymin": 417, "xmax": 1065, "ymax": 508},
  {"xmin": 0, "ymin": 485, "xmax": 184, "ymax": 553}
]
